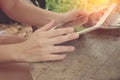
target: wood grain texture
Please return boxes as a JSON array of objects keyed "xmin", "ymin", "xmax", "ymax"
[{"xmin": 31, "ymin": 29, "xmax": 120, "ymax": 80}]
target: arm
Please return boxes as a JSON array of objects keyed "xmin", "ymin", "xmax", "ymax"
[
  {"xmin": 0, "ymin": 0, "xmax": 62, "ymax": 26},
  {"xmin": 0, "ymin": 35, "xmax": 26, "ymax": 45},
  {"xmin": 0, "ymin": 35, "xmax": 26, "ymax": 63},
  {"xmin": 0, "ymin": 21, "xmax": 79, "ymax": 63},
  {"xmin": 0, "ymin": 0, "xmax": 88, "ymax": 27}
]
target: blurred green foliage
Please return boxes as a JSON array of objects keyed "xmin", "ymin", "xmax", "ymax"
[
  {"xmin": 46, "ymin": 0, "xmax": 113, "ymax": 13},
  {"xmin": 46, "ymin": 0, "xmax": 85, "ymax": 12}
]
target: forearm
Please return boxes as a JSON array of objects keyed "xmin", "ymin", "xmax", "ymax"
[
  {"xmin": 0, "ymin": 35, "xmax": 26, "ymax": 63},
  {"xmin": 0, "ymin": 45, "xmax": 14, "ymax": 63},
  {"xmin": 0, "ymin": 35, "xmax": 26, "ymax": 45},
  {"xmin": 0, "ymin": 0, "xmax": 62, "ymax": 27}
]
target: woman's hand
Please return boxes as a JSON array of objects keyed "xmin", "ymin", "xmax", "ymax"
[
  {"xmin": 13, "ymin": 20, "xmax": 79, "ymax": 63},
  {"xmin": 83, "ymin": 8, "xmax": 108, "ymax": 27},
  {"xmin": 57, "ymin": 9, "xmax": 89, "ymax": 27}
]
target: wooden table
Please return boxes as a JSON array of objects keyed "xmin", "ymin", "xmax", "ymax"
[{"xmin": 31, "ymin": 29, "xmax": 120, "ymax": 80}]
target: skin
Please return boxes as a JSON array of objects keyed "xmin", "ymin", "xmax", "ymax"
[
  {"xmin": 84, "ymin": 8, "xmax": 108, "ymax": 27},
  {"xmin": 0, "ymin": 0, "xmax": 89, "ymax": 63},
  {"xmin": 0, "ymin": 0, "xmax": 88, "ymax": 27},
  {"xmin": 0, "ymin": 1, "xmax": 107, "ymax": 80},
  {"xmin": 0, "ymin": 0, "xmax": 106, "ymax": 63},
  {"xmin": 0, "ymin": 20, "xmax": 79, "ymax": 63}
]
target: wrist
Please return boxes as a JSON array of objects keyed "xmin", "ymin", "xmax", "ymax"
[
  {"xmin": 0, "ymin": 42, "xmax": 28, "ymax": 63},
  {"xmin": 10, "ymin": 40, "xmax": 34, "ymax": 63},
  {"xmin": 10, "ymin": 42, "xmax": 28, "ymax": 63},
  {"xmin": 0, "ymin": 44, "xmax": 21, "ymax": 63}
]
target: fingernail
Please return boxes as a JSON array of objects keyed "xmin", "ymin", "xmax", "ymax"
[
  {"xmin": 69, "ymin": 47, "xmax": 75, "ymax": 51},
  {"xmin": 73, "ymin": 33, "xmax": 79, "ymax": 38}
]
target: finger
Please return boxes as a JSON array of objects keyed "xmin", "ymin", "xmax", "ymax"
[
  {"xmin": 63, "ymin": 16, "xmax": 88, "ymax": 27},
  {"xmin": 26, "ymin": 46, "xmax": 74, "ymax": 62},
  {"xmin": 47, "ymin": 33, "xmax": 79, "ymax": 45},
  {"xmin": 41, "ymin": 46, "xmax": 75, "ymax": 53},
  {"xmin": 26, "ymin": 54, "xmax": 66, "ymax": 62},
  {"xmin": 89, "ymin": 12, "xmax": 101, "ymax": 25},
  {"xmin": 83, "ymin": 12, "xmax": 97, "ymax": 27},
  {"xmin": 44, "ymin": 28, "xmax": 74, "ymax": 38},
  {"xmin": 45, "ymin": 54, "xmax": 67, "ymax": 61},
  {"xmin": 39, "ymin": 20, "xmax": 55, "ymax": 31}
]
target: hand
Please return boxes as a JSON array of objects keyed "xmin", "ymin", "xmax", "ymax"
[
  {"xmin": 14, "ymin": 20, "xmax": 79, "ymax": 63},
  {"xmin": 57, "ymin": 9, "xmax": 89, "ymax": 27},
  {"xmin": 83, "ymin": 8, "xmax": 108, "ymax": 27}
]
